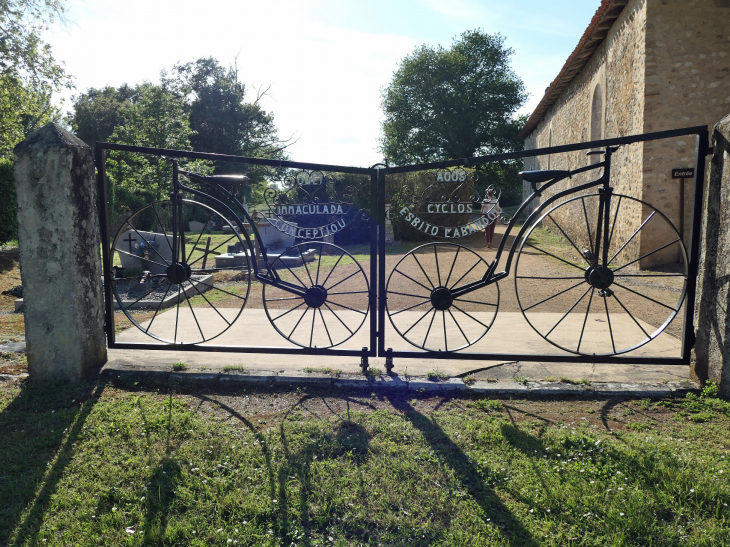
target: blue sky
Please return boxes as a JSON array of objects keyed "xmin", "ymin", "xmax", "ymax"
[{"xmin": 47, "ymin": 0, "xmax": 599, "ymax": 167}]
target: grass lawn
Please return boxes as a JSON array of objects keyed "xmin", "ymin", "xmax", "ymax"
[{"xmin": 1, "ymin": 377, "xmax": 728, "ymax": 546}]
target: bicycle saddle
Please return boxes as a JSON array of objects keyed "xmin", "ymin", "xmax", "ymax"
[{"xmin": 518, "ymin": 170, "xmax": 570, "ymax": 183}]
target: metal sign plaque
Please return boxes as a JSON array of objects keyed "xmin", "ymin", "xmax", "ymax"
[
  {"xmin": 392, "ymin": 168, "xmax": 503, "ymax": 238},
  {"xmin": 263, "ymin": 169, "xmax": 363, "ymax": 239},
  {"xmin": 672, "ymin": 168, "xmax": 694, "ymax": 179}
]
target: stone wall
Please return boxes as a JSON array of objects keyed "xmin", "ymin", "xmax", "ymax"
[
  {"xmin": 692, "ymin": 113, "xmax": 730, "ymax": 396},
  {"xmin": 522, "ymin": 0, "xmax": 647, "ymax": 258},
  {"xmin": 640, "ymin": 0, "xmax": 730, "ymax": 264}
]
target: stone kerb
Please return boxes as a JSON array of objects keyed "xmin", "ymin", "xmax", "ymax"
[
  {"xmin": 692, "ymin": 113, "xmax": 730, "ymax": 396},
  {"xmin": 14, "ymin": 123, "xmax": 107, "ymax": 381}
]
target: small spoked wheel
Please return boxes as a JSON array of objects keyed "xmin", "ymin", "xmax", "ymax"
[
  {"xmin": 385, "ymin": 242, "xmax": 499, "ymax": 352},
  {"xmin": 109, "ymin": 199, "xmax": 251, "ymax": 344},
  {"xmin": 262, "ymin": 242, "xmax": 369, "ymax": 348},
  {"xmin": 514, "ymin": 192, "xmax": 688, "ymax": 355}
]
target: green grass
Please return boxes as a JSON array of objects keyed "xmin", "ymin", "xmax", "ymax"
[
  {"xmin": 222, "ymin": 365, "xmax": 247, "ymax": 374},
  {"xmin": 171, "ymin": 362, "xmax": 188, "ymax": 372},
  {"xmin": 302, "ymin": 367, "xmax": 343, "ymax": 377},
  {"xmin": 426, "ymin": 370, "xmax": 449, "ymax": 382},
  {"xmin": 1, "ymin": 380, "xmax": 729, "ymax": 546}
]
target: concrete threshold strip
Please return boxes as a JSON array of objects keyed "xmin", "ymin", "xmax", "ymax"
[{"xmin": 100, "ymin": 363, "xmax": 698, "ymax": 398}]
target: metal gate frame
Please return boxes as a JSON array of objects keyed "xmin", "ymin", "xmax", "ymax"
[
  {"xmin": 96, "ymin": 124, "xmax": 709, "ymax": 367},
  {"xmin": 95, "ymin": 143, "xmax": 379, "ymax": 361},
  {"xmin": 376, "ymin": 125, "xmax": 710, "ymax": 366}
]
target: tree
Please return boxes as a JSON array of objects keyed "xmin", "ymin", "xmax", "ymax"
[
  {"xmin": 380, "ymin": 30, "xmax": 526, "ymax": 163},
  {"xmin": 104, "ymin": 76, "xmax": 208, "ymax": 220},
  {"xmin": 67, "ymin": 84, "xmax": 135, "ymax": 147},
  {"xmin": 0, "ymin": 0, "xmax": 71, "ymax": 156}
]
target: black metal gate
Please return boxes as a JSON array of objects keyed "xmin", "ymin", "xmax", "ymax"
[{"xmin": 96, "ymin": 125, "xmax": 709, "ymax": 369}]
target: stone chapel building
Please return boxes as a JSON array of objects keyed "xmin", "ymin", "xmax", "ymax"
[{"xmin": 519, "ymin": 0, "xmax": 729, "ymax": 265}]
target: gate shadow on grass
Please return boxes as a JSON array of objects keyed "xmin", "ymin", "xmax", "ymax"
[
  {"xmin": 0, "ymin": 379, "xmax": 106, "ymax": 546},
  {"xmin": 387, "ymin": 395, "xmax": 538, "ymax": 547}
]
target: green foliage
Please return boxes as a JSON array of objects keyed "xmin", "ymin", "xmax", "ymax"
[
  {"xmin": 426, "ymin": 370, "xmax": 449, "ymax": 382},
  {"xmin": 67, "ymin": 84, "xmax": 135, "ymax": 147},
  {"xmin": 0, "ymin": 159, "xmax": 17, "ymax": 244},
  {"xmin": 0, "ymin": 0, "xmax": 71, "ymax": 157},
  {"xmin": 171, "ymin": 362, "xmax": 188, "ymax": 371}
]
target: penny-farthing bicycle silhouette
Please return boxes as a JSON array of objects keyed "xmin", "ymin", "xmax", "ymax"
[
  {"xmin": 108, "ymin": 161, "xmax": 369, "ymax": 348},
  {"xmin": 385, "ymin": 147, "xmax": 688, "ymax": 356}
]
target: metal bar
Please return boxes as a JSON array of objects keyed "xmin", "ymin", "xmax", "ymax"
[
  {"xmin": 378, "ymin": 169, "xmax": 387, "ymax": 357},
  {"xmin": 109, "ymin": 341, "xmax": 372, "ymax": 356},
  {"xmin": 95, "ymin": 145, "xmax": 115, "ymax": 346},
  {"xmin": 98, "ymin": 141, "xmax": 372, "ymax": 175},
  {"xmin": 370, "ymin": 171, "xmax": 378, "ymax": 357},
  {"xmin": 682, "ymin": 128, "xmax": 709, "ymax": 361},
  {"xmin": 383, "ymin": 126, "xmax": 708, "ymax": 174},
  {"xmin": 377, "ymin": 350, "xmax": 687, "ymax": 365}
]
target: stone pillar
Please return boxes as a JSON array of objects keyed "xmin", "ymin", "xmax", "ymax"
[
  {"xmin": 692, "ymin": 114, "xmax": 730, "ymax": 396},
  {"xmin": 14, "ymin": 123, "xmax": 107, "ymax": 381}
]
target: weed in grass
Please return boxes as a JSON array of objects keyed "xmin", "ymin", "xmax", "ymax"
[
  {"xmin": 364, "ymin": 366, "xmax": 383, "ymax": 377},
  {"xmin": 171, "ymin": 362, "xmax": 188, "ymax": 371},
  {"xmin": 625, "ymin": 422, "xmax": 651, "ymax": 431},
  {"xmin": 513, "ymin": 375, "xmax": 528, "ymax": 385},
  {"xmin": 558, "ymin": 376, "xmax": 592, "ymax": 386},
  {"xmin": 470, "ymin": 399, "xmax": 503, "ymax": 413},
  {"xmin": 624, "ymin": 407, "xmax": 635, "ymax": 416},
  {"xmin": 222, "ymin": 365, "xmax": 246, "ymax": 373},
  {"xmin": 463, "ymin": 374, "xmax": 476, "ymax": 386},
  {"xmin": 426, "ymin": 369, "xmax": 449, "ymax": 382},
  {"xmin": 303, "ymin": 367, "xmax": 342, "ymax": 376},
  {"xmin": 544, "ymin": 376, "xmax": 559, "ymax": 382},
  {"xmin": 639, "ymin": 398, "xmax": 652, "ymax": 410}
]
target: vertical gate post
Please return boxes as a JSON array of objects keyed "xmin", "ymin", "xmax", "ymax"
[
  {"xmin": 693, "ymin": 114, "xmax": 730, "ymax": 396},
  {"xmin": 14, "ymin": 123, "xmax": 107, "ymax": 381}
]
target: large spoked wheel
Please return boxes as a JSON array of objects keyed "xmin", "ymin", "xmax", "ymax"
[
  {"xmin": 262, "ymin": 242, "xmax": 369, "ymax": 348},
  {"xmin": 386, "ymin": 242, "xmax": 499, "ymax": 352},
  {"xmin": 514, "ymin": 192, "xmax": 688, "ymax": 356},
  {"xmin": 110, "ymin": 199, "xmax": 251, "ymax": 344}
]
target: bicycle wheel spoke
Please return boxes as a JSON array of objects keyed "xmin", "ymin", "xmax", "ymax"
[
  {"xmin": 327, "ymin": 290, "xmax": 369, "ymax": 296},
  {"xmin": 577, "ymin": 288, "xmax": 595, "ymax": 353},
  {"xmin": 422, "ymin": 309, "xmax": 437, "ymax": 347},
  {"xmin": 449, "ymin": 258, "xmax": 482, "ymax": 289},
  {"xmin": 607, "ymin": 195, "xmax": 622, "ymax": 251},
  {"xmin": 186, "ymin": 211, "xmax": 215, "ymax": 263},
  {"xmin": 612, "ymin": 238, "xmax": 681, "ymax": 273},
  {"xmin": 266, "ymin": 296, "xmax": 304, "ymax": 302},
  {"xmin": 288, "ymin": 308, "xmax": 309, "ymax": 338},
  {"xmin": 144, "ymin": 281, "xmax": 172, "ymax": 334},
  {"xmin": 194, "ymin": 279, "xmax": 247, "ymax": 301},
  {"xmin": 545, "ymin": 286, "xmax": 592, "ymax": 338},
  {"xmin": 173, "ymin": 284, "xmax": 182, "ymax": 344},
  {"xmin": 516, "ymin": 275, "xmax": 585, "ymax": 280},
  {"xmin": 434, "ymin": 245, "xmax": 442, "ymax": 286},
  {"xmin": 280, "ymin": 260, "xmax": 309, "ymax": 290},
  {"xmin": 187, "ymin": 235, "xmax": 238, "ymax": 268},
  {"xmin": 182, "ymin": 284, "xmax": 206, "ymax": 341},
  {"xmin": 309, "ymin": 307, "xmax": 316, "ymax": 347},
  {"xmin": 121, "ymin": 280, "xmax": 169, "ymax": 311},
  {"xmin": 319, "ymin": 308, "xmax": 333, "ymax": 346},
  {"xmin": 444, "ymin": 246, "xmax": 461, "ymax": 288},
  {"xmin": 115, "ymin": 248, "xmax": 168, "ymax": 270},
  {"xmin": 410, "ymin": 253, "xmax": 436, "ymax": 289},
  {"xmin": 151, "ymin": 203, "xmax": 174, "ymax": 253},
  {"xmin": 581, "ymin": 197, "xmax": 594, "ymax": 257},
  {"xmin": 608, "ymin": 211, "xmax": 656, "ymax": 266},
  {"xmin": 612, "ymin": 292, "xmax": 650, "ymax": 338},
  {"xmin": 189, "ymin": 281, "xmax": 231, "ymax": 326},
  {"xmin": 452, "ymin": 304, "xmax": 489, "ymax": 329},
  {"xmin": 123, "ymin": 221, "xmax": 171, "ymax": 266},
  {"xmin": 547, "ymin": 213, "xmax": 586, "ymax": 260},
  {"xmin": 271, "ymin": 301, "xmax": 306, "ymax": 322},
  {"xmin": 390, "ymin": 299, "xmax": 431, "ymax": 316},
  {"xmin": 299, "ymin": 247, "xmax": 315, "ymax": 286},
  {"xmin": 613, "ymin": 273, "xmax": 686, "ymax": 278},
  {"xmin": 402, "ymin": 307, "xmax": 433, "ymax": 336},
  {"xmin": 453, "ymin": 298, "xmax": 498, "ymax": 307},
  {"xmin": 327, "ymin": 300, "xmax": 367, "ymax": 315},
  {"xmin": 447, "ymin": 308, "xmax": 470, "ymax": 344},
  {"xmin": 522, "ymin": 280, "xmax": 586, "ymax": 312},
  {"xmin": 612, "ymin": 281, "xmax": 677, "ymax": 311},
  {"xmin": 603, "ymin": 294, "xmax": 616, "ymax": 354},
  {"xmin": 327, "ymin": 270, "xmax": 363, "ymax": 291},
  {"xmin": 324, "ymin": 302, "xmax": 354, "ymax": 334},
  {"xmin": 321, "ymin": 253, "xmax": 344, "ymax": 287},
  {"xmin": 525, "ymin": 243, "xmax": 586, "ymax": 272},
  {"xmin": 393, "ymin": 268, "xmax": 432, "ymax": 292},
  {"xmin": 389, "ymin": 290, "xmax": 430, "ymax": 299},
  {"xmin": 315, "ymin": 243, "xmax": 323, "ymax": 285},
  {"xmin": 442, "ymin": 310, "xmax": 448, "ymax": 351}
]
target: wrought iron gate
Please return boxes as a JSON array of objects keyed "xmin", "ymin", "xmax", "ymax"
[{"xmin": 97, "ymin": 125, "xmax": 709, "ymax": 369}]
